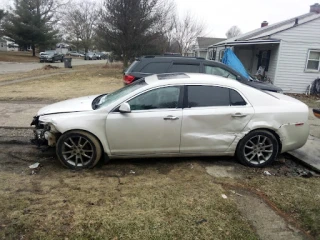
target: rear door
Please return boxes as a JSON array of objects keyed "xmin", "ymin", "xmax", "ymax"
[{"xmin": 180, "ymin": 85, "xmax": 254, "ymax": 153}]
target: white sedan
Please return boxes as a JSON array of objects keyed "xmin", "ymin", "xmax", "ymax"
[{"xmin": 31, "ymin": 73, "xmax": 309, "ymax": 169}]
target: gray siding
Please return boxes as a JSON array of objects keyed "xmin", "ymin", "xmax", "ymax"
[{"xmin": 273, "ymin": 17, "xmax": 320, "ymax": 93}]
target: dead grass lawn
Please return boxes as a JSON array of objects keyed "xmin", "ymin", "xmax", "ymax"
[
  {"xmin": 212, "ymin": 168, "xmax": 320, "ymax": 239},
  {"xmin": 0, "ymin": 51, "xmax": 39, "ymax": 62},
  {"xmin": 0, "ymin": 64, "xmax": 123, "ymax": 101},
  {"xmin": 0, "ymin": 157, "xmax": 257, "ymax": 240},
  {"xmin": 0, "ymin": 67, "xmax": 67, "ymax": 83}
]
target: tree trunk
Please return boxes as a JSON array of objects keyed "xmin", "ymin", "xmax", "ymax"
[
  {"xmin": 32, "ymin": 44, "xmax": 36, "ymax": 57},
  {"xmin": 123, "ymin": 55, "xmax": 129, "ymax": 68}
]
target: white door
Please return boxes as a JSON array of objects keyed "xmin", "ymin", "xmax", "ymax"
[
  {"xmin": 180, "ymin": 85, "xmax": 254, "ymax": 153},
  {"xmin": 106, "ymin": 86, "xmax": 183, "ymax": 155}
]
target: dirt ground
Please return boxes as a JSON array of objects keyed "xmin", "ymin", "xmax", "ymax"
[{"xmin": 0, "ymin": 63, "xmax": 320, "ymax": 239}]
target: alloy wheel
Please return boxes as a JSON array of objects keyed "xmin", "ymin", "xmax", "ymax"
[
  {"xmin": 61, "ymin": 136, "xmax": 94, "ymax": 167},
  {"xmin": 243, "ymin": 135, "xmax": 274, "ymax": 165}
]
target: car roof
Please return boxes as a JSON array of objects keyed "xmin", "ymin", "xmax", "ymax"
[
  {"xmin": 145, "ymin": 73, "xmax": 244, "ymax": 88},
  {"xmin": 130, "ymin": 56, "xmax": 246, "ymax": 78}
]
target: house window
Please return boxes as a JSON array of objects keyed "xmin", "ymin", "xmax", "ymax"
[
  {"xmin": 207, "ymin": 48, "xmax": 217, "ymax": 60},
  {"xmin": 306, "ymin": 50, "xmax": 320, "ymax": 71},
  {"xmin": 219, "ymin": 49, "xmax": 225, "ymax": 62}
]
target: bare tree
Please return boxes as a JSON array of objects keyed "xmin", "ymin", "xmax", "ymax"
[
  {"xmin": 225, "ymin": 25, "xmax": 242, "ymax": 39},
  {"xmin": 61, "ymin": 0, "xmax": 98, "ymax": 52},
  {"xmin": 153, "ymin": 0, "xmax": 176, "ymax": 53},
  {"xmin": 172, "ymin": 12, "xmax": 205, "ymax": 55}
]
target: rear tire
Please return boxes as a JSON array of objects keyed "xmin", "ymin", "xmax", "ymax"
[
  {"xmin": 56, "ymin": 130, "xmax": 102, "ymax": 169},
  {"xmin": 236, "ymin": 130, "xmax": 279, "ymax": 167}
]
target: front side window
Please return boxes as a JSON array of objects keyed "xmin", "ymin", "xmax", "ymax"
[
  {"xmin": 129, "ymin": 86, "xmax": 181, "ymax": 110},
  {"xmin": 168, "ymin": 63, "xmax": 200, "ymax": 73},
  {"xmin": 204, "ymin": 65, "xmax": 237, "ymax": 80},
  {"xmin": 306, "ymin": 50, "xmax": 320, "ymax": 71}
]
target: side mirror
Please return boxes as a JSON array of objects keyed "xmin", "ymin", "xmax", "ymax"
[{"xmin": 119, "ymin": 102, "xmax": 131, "ymax": 113}]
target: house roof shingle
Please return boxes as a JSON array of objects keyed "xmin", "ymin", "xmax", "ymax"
[
  {"xmin": 211, "ymin": 12, "xmax": 320, "ymax": 47},
  {"xmin": 197, "ymin": 37, "xmax": 226, "ymax": 48}
]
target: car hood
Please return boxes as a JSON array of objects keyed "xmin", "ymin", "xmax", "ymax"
[{"xmin": 37, "ymin": 95, "xmax": 99, "ymax": 116}]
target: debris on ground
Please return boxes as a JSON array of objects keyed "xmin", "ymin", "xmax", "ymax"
[
  {"xmin": 230, "ymin": 190, "xmax": 244, "ymax": 197},
  {"xmin": 29, "ymin": 162, "xmax": 41, "ymax": 175},
  {"xmin": 263, "ymin": 171, "xmax": 272, "ymax": 176},
  {"xmin": 129, "ymin": 170, "xmax": 135, "ymax": 174},
  {"xmin": 221, "ymin": 194, "xmax": 228, "ymax": 199},
  {"xmin": 195, "ymin": 219, "xmax": 207, "ymax": 225},
  {"xmin": 43, "ymin": 65, "xmax": 60, "ymax": 70},
  {"xmin": 29, "ymin": 162, "xmax": 40, "ymax": 169}
]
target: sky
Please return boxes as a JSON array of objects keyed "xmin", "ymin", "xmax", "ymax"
[
  {"xmin": 174, "ymin": 0, "xmax": 317, "ymax": 38},
  {"xmin": 0, "ymin": 0, "xmax": 317, "ymax": 38}
]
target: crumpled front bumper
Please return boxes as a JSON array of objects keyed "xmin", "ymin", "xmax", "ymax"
[{"xmin": 30, "ymin": 116, "xmax": 57, "ymax": 147}]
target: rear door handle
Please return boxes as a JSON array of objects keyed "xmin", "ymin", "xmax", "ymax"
[
  {"xmin": 163, "ymin": 115, "xmax": 179, "ymax": 120},
  {"xmin": 232, "ymin": 113, "xmax": 247, "ymax": 117}
]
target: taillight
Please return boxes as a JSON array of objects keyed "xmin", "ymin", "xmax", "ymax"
[{"xmin": 123, "ymin": 74, "xmax": 135, "ymax": 84}]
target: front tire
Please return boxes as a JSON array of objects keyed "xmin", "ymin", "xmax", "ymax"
[
  {"xmin": 236, "ymin": 130, "xmax": 279, "ymax": 167},
  {"xmin": 56, "ymin": 130, "xmax": 102, "ymax": 169}
]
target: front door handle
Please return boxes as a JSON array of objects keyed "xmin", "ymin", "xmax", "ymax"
[
  {"xmin": 232, "ymin": 113, "xmax": 247, "ymax": 117},
  {"xmin": 163, "ymin": 115, "xmax": 179, "ymax": 120}
]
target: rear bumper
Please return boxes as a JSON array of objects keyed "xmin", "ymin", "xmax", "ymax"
[{"xmin": 278, "ymin": 123, "xmax": 310, "ymax": 153}]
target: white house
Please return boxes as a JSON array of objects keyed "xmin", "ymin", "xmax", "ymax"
[
  {"xmin": 189, "ymin": 37, "xmax": 226, "ymax": 58},
  {"xmin": 0, "ymin": 36, "xmax": 19, "ymax": 52},
  {"xmin": 207, "ymin": 3, "xmax": 320, "ymax": 93}
]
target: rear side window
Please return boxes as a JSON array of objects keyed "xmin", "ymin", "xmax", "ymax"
[
  {"xmin": 204, "ymin": 65, "xmax": 236, "ymax": 80},
  {"xmin": 187, "ymin": 86, "xmax": 229, "ymax": 107},
  {"xmin": 168, "ymin": 63, "xmax": 200, "ymax": 73},
  {"xmin": 230, "ymin": 89, "xmax": 246, "ymax": 106},
  {"xmin": 187, "ymin": 86, "xmax": 247, "ymax": 107},
  {"xmin": 141, "ymin": 62, "xmax": 171, "ymax": 73},
  {"xmin": 126, "ymin": 60, "xmax": 140, "ymax": 73}
]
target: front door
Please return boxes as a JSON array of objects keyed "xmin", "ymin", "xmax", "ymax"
[
  {"xmin": 106, "ymin": 86, "xmax": 183, "ymax": 155},
  {"xmin": 180, "ymin": 85, "xmax": 254, "ymax": 153}
]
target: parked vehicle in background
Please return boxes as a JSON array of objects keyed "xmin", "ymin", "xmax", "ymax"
[
  {"xmin": 67, "ymin": 51, "xmax": 84, "ymax": 57},
  {"xmin": 84, "ymin": 52, "xmax": 97, "ymax": 60},
  {"xmin": 124, "ymin": 56, "xmax": 283, "ymax": 93},
  {"xmin": 39, "ymin": 50, "xmax": 64, "ymax": 63},
  {"xmin": 96, "ymin": 52, "xmax": 108, "ymax": 60},
  {"xmin": 31, "ymin": 73, "xmax": 308, "ymax": 169}
]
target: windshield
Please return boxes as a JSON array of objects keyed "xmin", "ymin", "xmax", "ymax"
[
  {"xmin": 43, "ymin": 50, "xmax": 55, "ymax": 54},
  {"xmin": 95, "ymin": 79, "xmax": 147, "ymax": 109}
]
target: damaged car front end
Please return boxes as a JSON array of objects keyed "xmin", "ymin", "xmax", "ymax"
[{"xmin": 31, "ymin": 115, "xmax": 59, "ymax": 147}]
